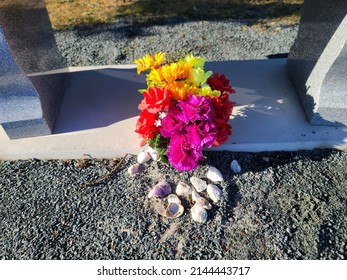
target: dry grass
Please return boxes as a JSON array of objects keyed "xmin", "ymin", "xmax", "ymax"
[{"xmin": 45, "ymin": 0, "xmax": 303, "ymax": 30}]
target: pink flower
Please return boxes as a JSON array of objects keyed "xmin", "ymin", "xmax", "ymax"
[
  {"xmin": 160, "ymin": 107, "xmax": 185, "ymax": 138},
  {"xmin": 186, "ymin": 121, "xmax": 217, "ymax": 149},
  {"xmin": 167, "ymin": 134, "xmax": 204, "ymax": 171},
  {"xmin": 161, "ymin": 94, "xmax": 219, "ymax": 171},
  {"xmin": 177, "ymin": 94, "xmax": 214, "ymax": 122}
]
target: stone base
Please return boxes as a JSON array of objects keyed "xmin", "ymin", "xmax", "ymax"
[
  {"xmin": 1, "ymin": 119, "xmax": 51, "ymax": 139},
  {"xmin": 0, "ymin": 60, "xmax": 346, "ymax": 160}
]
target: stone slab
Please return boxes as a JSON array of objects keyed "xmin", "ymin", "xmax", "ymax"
[
  {"xmin": 287, "ymin": 0, "xmax": 347, "ymax": 126},
  {"xmin": 0, "ymin": 59, "xmax": 346, "ymax": 160}
]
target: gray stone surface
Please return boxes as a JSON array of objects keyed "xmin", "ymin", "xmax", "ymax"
[
  {"xmin": 0, "ymin": 30, "xmax": 51, "ymax": 138},
  {"xmin": 0, "ymin": 0, "xmax": 68, "ymax": 139},
  {"xmin": 0, "ymin": 0, "xmax": 67, "ymax": 73},
  {"xmin": 287, "ymin": 0, "xmax": 347, "ymax": 126}
]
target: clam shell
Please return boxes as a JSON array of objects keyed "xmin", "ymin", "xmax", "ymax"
[
  {"xmin": 176, "ymin": 182, "xmax": 192, "ymax": 197},
  {"xmin": 148, "ymin": 180, "xmax": 171, "ymax": 198},
  {"xmin": 167, "ymin": 194, "xmax": 181, "ymax": 204},
  {"xmin": 154, "ymin": 202, "xmax": 184, "ymax": 219},
  {"xmin": 166, "ymin": 203, "xmax": 184, "ymax": 218},
  {"xmin": 230, "ymin": 159, "xmax": 241, "ymax": 173},
  {"xmin": 190, "ymin": 176, "xmax": 207, "ymax": 192},
  {"xmin": 147, "ymin": 147, "xmax": 160, "ymax": 161},
  {"xmin": 191, "ymin": 188, "xmax": 201, "ymax": 203},
  {"xmin": 207, "ymin": 166, "xmax": 223, "ymax": 182},
  {"xmin": 137, "ymin": 151, "xmax": 151, "ymax": 164},
  {"xmin": 207, "ymin": 184, "xmax": 222, "ymax": 203},
  {"xmin": 191, "ymin": 203, "xmax": 208, "ymax": 223},
  {"xmin": 196, "ymin": 197, "xmax": 212, "ymax": 210},
  {"xmin": 191, "ymin": 189, "xmax": 211, "ymax": 209},
  {"xmin": 127, "ymin": 163, "xmax": 143, "ymax": 175}
]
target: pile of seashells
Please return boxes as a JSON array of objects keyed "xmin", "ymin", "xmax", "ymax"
[
  {"xmin": 128, "ymin": 148, "xmax": 241, "ymax": 223},
  {"xmin": 147, "ymin": 166, "xmax": 223, "ymax": 223}
]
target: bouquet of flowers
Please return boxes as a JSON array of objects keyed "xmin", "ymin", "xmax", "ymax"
[{"xmin": 134, "ymin": 52, "xmax": 235, "ymax": 171}]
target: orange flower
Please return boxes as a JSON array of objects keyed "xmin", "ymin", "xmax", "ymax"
[{"xmin": 166, "ymin": 81, "xmax": 198, "ymax": 101}]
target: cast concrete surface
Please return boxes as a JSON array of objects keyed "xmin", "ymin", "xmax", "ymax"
[{"xmin": 0, "ymin": 59, "xmax": 346, "ymax": 160}]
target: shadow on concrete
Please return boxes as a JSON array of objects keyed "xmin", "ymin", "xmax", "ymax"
[{"xmin": 53, "ymin": 68, "xmax": 146, "ymax": 134}]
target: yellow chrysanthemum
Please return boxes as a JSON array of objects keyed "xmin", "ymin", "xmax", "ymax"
[
  {"xmin": 134, "ymin": 52, "xmax": 166, "ymax": 74},
  {"xmin": 146, "ymin": 61, "xmax": 191, "ymax": 86}
]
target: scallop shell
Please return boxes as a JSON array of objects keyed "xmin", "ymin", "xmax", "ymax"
[
  {"xmin": 148, "ymin": 180, "xmax": 171, "ymax": 198},
  {"xmin": 154, "ymin": 202, "xmax": 184, "ymax": 219},
  {"xmin": 137, "ymin": 151, "xmax": 151, "ymax": 164},
  {"xmin": 190, "ymin": 176, "xmax": 207, "ymax": 192},
  {"xmin": 127, "ymin": 163, "xmax": 143, "ymax": 175},
  {"xmin": 207, "ymin": 166, "xmax": 224, "ymax": 182},
  {"xmin": 207, "ymin": 184, "xmax": 222, "ymax": 203},
  {"xmin": 176, "ymin": 182, "xmax": 192, "ymax": 197},
  {"xmin": 191, "ymin": 203, "xmax": 208, "ymax": 223},
  {"xmin": 230, "ymin": 159, "xmax": 241, "ymax": 173}
]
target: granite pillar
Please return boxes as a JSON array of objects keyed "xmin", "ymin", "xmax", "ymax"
[
  {"xmin": 0, "ymin": 0, "xmax": 69, "ymax": 139},
  {"xmin": 287, "ymin": 0, "xmax": 347, "ymax": 126}
]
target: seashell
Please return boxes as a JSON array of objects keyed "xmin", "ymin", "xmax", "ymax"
[
  {"xmin": 137, "ymin": 151, "xmax": 151, "ymax": 164},
  {"xmin": 191, "ymin": 203, "xmax": 208, "ymax": 223},
  {"xmin": 154, "ymin": 202, "xmax": 184, "ymax": 219},
  {"xmin": 128, "ymin": 163, "xmax": 143, "ymax": 175},
  {"xmin": 166, "ymin": 203, "xmax": 184, "ymax": 218},
  {"xmin": 191, "ymin": 189, "xmax": 211, "ymax": 209},
  {"xmin": 176, "ymin": 182, "xmax": 192, "ymax": 197},
  {"xmin": 196, "ymin": 196, "xmax": 212, "ymax": 210},
  {"xmin": 167, "ymin": 194, "xmax": 181, "ymax": 205},
  {"xmin": 207, "ymin": 166, "xmax": 223, "ymax": 182},
  {"xmin": 190, "ymin": 176, "xmax": 207, "ymax": 192},
  {"xmin": 207, "ymin": 184, "xmax": 222, "ymax": 203},
  {"xmin": 148, "ymin": 180, "xmax": 171, "ymax": 198},
  {"xmin": 191, "ymin": 188, "xmax": 201, "ymax": 203},
  {"xmin": 230, "ymin": 159, "xmax": 241, "ymax": 173},
  {"xmin": 147, "ymin": 147, "xmax": 160, "ymax": 161}
]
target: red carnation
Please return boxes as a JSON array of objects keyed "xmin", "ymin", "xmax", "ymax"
[
  {"xmin": 208, "ymin": 72, "xmax": 236, "ymax": 94},
  {"xmin": 135, "ymin": 110, "xmax": 160, "ymax": 146},
  {"xmin": 212, "ymin": 91, "xmax": 235, "ymax": 146},
  {"xmin": 214, "ymin": 123, "xmax": 232, "ymax": 146},
  {"xmin": 138, "ymin": 86, "xmax": 173, "ymax": 114}
]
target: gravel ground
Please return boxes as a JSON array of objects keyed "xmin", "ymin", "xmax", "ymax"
[
  {"xmin": 54, "ymin": 18, "xmax": 298, "ymax": 66},
  {"xmin": 0, "ymin": 150, "xmax": 346, "ymax": 259},
  {"xmin": 1, "ymin": 18, "xmax": 346, "ymax": 260}
]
